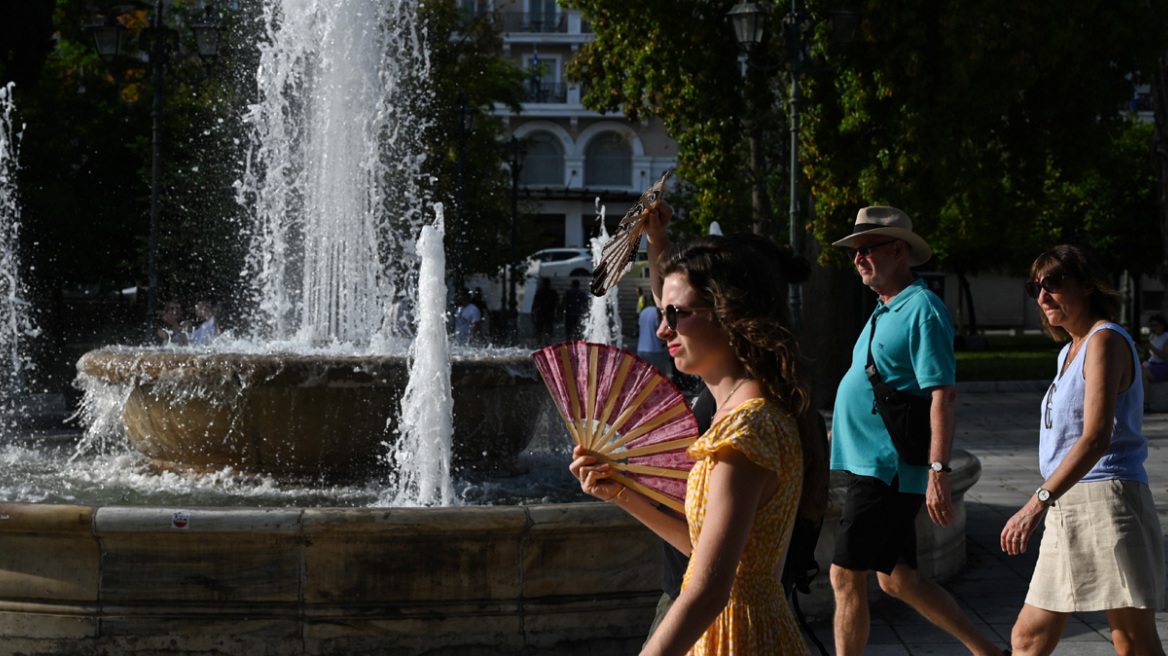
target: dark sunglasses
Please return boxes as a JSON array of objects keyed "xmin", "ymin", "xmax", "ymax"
[
  {"xmin": 1025, "ymin": 274, "xmax": 1067, "ymax": 299},
  {"xmin": 664, "ymin": 304, "xmax": 712, "ymax": 332},
  {"xmin": 844, "ymin": 239, "xmax": 898, "ymax": 259}
]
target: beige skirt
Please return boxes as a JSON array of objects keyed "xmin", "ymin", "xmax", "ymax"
[{"xmin": 1026, "ymin": 479, "xmax": 1165, "ymax": 612}]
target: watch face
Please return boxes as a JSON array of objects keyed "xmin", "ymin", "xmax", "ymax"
[
  {"xmin": 1037, "ymin": 489, "xmax": 1051, "ymax": 502},
  {"xmin": 931, "ymin": 462, "xmax": 941, "ymax": 472}
]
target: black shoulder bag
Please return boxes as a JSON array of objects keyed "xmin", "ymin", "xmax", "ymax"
[{"xmin": 865, "ymin": 311, "xmax": 932, "ymax": 466}]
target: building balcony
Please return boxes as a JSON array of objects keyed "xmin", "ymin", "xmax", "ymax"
[
  {"xmin": 498, "ymin": 11, "xmax": 567, "ymax": 33},
  {"xmin": 524, "ymin": 82, "xmax": 568, "ymax": 104}
]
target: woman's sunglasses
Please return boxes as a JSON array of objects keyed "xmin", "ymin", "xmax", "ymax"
[
  {"xmin": 1025, "ymin": 274, "xmax": 1067, "ymax": 299},
  {"xmin": 664, "ymin": 304, "xmax": 712, "ymax": 332}
]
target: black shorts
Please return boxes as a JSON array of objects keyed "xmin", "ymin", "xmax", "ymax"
[{"xmin": 832, "ymin": 472, "xmax": 924, "ymax": 575}]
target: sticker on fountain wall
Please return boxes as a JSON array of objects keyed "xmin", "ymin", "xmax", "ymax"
[{"xmin": 172, "ymin": 511, "xmax": 191, "ymax": 529}]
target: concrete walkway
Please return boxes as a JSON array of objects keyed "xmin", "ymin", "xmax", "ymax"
[{"xmin": 805, "ymin": 381, "xmax": 1168, "ymax": 655}]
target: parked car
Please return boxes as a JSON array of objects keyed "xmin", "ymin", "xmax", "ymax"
[{"xmin": 525, "ymin": 248, "xmax": 593, "ymax": 278}]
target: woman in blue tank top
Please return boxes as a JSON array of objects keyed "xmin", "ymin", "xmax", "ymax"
[{"xmin": 1000, "ymin": 245, "xmax": 1164, "ymax": 656}]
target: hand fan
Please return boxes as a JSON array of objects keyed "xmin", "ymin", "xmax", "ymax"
[
  {"xmin": 532, "ymin": 340, "xmax": 698, "ymax": 513},
  {"xmin": 589, "ymin": 171, "xmax": 670, "ymax": 297}
]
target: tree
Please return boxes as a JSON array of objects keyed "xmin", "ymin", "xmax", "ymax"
[
  {"xmin": 566, "ymin": 0, "xmax": 774, "ymax": 237},
  {"xmin": 419, "ymin": 0, "xmax": 532, "ymax": 283},
  {"xmin": 802, "ymin": 0, "xmax": 1167, "ymax": 288}
]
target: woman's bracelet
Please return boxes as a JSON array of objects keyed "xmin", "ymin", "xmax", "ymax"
[{"xmin": 608, "ymin": 486, "xmax": 629, "ymax": 503}]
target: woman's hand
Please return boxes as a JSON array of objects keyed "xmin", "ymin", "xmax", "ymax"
[
  {"xmin": 644, "ymin": 200, "xmax": 673, "ymax": 247},
  {"xmin": 569, "ymin": 445, "xmax": 623, "ymax": 501},
  {"xmin": 1000, "ymin": 499, "xmax": 1047, "ymax": 555}
]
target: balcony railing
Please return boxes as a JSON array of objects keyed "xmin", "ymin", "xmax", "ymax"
[
  {"xmin": 499, "ymin": 11, "xmax": 567, "ymax": 33},
  {"xmin": 525, "ymin": 81, "xmax": 568, "ymax": 104}
]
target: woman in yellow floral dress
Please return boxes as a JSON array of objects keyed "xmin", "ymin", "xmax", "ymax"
[{"xmin": 571, "ymin": 234, "xmax": 827, "ymax": 655}]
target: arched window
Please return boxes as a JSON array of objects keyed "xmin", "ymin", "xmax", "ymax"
[
  {"xmin": 519, "ymin": 132, "xmax": 564, "ymax": 186},
  {"xmin": 584, "ymin": 132, "xmax": 631, "ymax": 187}
]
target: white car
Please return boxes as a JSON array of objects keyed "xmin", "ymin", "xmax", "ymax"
[{"xmin": 525, "ymin": 248, "xmax": 593, "ymax": 278}]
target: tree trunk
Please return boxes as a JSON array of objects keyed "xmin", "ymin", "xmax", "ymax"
[
  {"xmin": 957, "ymin": 270, "xmax": 979, "ymax": 335},
  {"xmin": 748, "ymin": 127, "xmax": 772, "ymax": 236}
]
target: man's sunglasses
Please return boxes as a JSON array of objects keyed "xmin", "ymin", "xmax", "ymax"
[
  {"xmin": 844, "ymin": 239, "xmax": 898, "ymax": 259},
  {"xmin": 664, "ymin": 304, "xmax": 712, "ymax": 332},
  {"xmin": 1025, "ymin": 274, "xmax": 1067, "ymax": 299}
]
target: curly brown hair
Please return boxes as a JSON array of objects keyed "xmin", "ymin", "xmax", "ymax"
[{"xmin": 660, "ymin": 234, "xmax": 826, "ymax": 520}]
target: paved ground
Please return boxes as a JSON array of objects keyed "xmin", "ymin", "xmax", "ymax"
[{"xmin": 803, "ymin": 381, "xmax": 1168, "ymax": 655}]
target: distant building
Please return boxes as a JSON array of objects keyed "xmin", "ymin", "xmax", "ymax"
[{"xmin": 470, "ymin": 0, "xmax": 678, "ymax": 249}]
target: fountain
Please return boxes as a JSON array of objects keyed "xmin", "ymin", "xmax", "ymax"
[
  {"xmin": 0, "ymin": 3, "xmax": 981, "ymax": 654},
  {"xmin": 1, "ymin": 3, "xmax": 662, "ymax": 654},
  {"xmin": 0, "ymin": 82, "xmax": 37, "ymax": 427},
  {"xmin": 73, "ymin": 0, "xmax": 541, "ymax": 483}
]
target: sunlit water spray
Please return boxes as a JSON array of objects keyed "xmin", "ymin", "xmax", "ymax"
[
  {"xmin": 0, "ymin": 83, "xmax": 39, "ymax": 430},
  {"xmin": 584, "ymin": 198, "xmax": 621, "ymax": 345},
  {"xmin": 383, "ymin": 205, "xmax": 455, "ymax": 506},
  {"xmin": 57, "ymin": 1, "xmax": 572, "ymax": 508},
  {"xmin": 236, "ymin": 0, "xmax": 430, "ymax": 347}
]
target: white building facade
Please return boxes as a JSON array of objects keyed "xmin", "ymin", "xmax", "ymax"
[{"xmin": 472, "ymin": 0, "xmax": 679, "ymax": 249}]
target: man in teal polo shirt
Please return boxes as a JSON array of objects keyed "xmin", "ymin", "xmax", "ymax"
[{"xmin": 828, "ymin": 207, "xmax": 1005, "ymax": 656}]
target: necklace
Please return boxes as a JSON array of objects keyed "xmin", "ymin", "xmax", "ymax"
[{"xmin": 718, "ymin": 378, "xmax": 749, "ymax": 411}]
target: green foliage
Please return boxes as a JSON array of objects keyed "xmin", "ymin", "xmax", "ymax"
[
  {"xmin": 419, "ymin": 0, "xmax": 531, "ymax": 280},
  {"xmin": 954, "ymin": 333, "xmax": 1062, "ymax": 382},
  {"xmin": 565, "ymin": 0, "xmax": 770, "ymax": 234},
  {"xmin": 804, "ymin": 0, "xmax": 1168, "ymax": 276},
  {"xmin": 567, "ymin": 0, "xmax": 1167, "ymax": 277}
]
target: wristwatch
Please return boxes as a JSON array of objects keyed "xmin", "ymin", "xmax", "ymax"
[
  {"xmin": 1035, "ymin": 487, "xmax": 1056, "ymax": 507},
  {"xmin": 929, "ymin": 461, "xmax": 952, "ymax": 473}
]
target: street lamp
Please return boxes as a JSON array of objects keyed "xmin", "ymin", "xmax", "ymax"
[
  {"xmin": 728, "ymin": 0, "xmax": 860, "ymax": 332},
  {"xmin": 86, "ymin": 1, "xmax": 223, "ymax": 338},
  {"xmin": 455, "ymin": 95, "xmax": 477, "ymax": 294},
  {"xmin": 504, "ymin": 136, "xmax": 526, "ymax": 341}
]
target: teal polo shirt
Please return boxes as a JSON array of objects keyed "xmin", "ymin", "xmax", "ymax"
[{"xmin": 830, "ymin": 278, "xmax": 955, "ymax": 495}]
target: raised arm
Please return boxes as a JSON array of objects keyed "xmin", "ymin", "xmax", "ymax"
[{"xmin": 644, "ymin": 200, "xmax": 674, "ymax": 308}]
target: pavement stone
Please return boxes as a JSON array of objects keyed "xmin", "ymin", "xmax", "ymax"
[{"xmin": 804, "ymin": 382, "xmax": 1168, "ymax": 655}]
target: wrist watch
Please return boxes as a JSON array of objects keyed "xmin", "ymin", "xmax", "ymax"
[
  {"xmin": 1035, "ymin": 487, "xmax": 1056, "ymax": 507},
  {"xmin": 929, "ymin": 461, "xmax": 952, "ymax": 473}
]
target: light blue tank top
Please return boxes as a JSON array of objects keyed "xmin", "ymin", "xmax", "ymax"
[{"xmin": 1039, "ymin": 323, "xmax": 1148, "ymax": 484}]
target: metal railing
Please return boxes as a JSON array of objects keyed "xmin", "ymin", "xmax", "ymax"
[
  {"xmin": 499, "ymin": 11, "xmax": 568, "ymax": 33},
  {"xmin": 524, "ymin": 81, "xmax": 568, "ymax": 103}
]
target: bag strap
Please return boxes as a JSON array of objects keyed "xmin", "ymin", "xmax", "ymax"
[{"xmin": 865, "ymin": 311, "xmax": 883, "ymax": 384}]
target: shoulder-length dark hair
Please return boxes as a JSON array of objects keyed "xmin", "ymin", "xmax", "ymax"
[
  {"xmin": 660, "ymin": 234, "xmax": 826, "ymax": 519},
  {"xmin": 1029, "ymin": 244, "xmax": 1121, "ymax": 341}
]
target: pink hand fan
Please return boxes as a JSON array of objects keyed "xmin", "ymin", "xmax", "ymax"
[{"xmin": 532, "ymin": 340, "xmax": 698, "ymax": 513}]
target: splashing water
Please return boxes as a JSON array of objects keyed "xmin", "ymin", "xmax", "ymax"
[
  {"xmin": 583, "ymin": 198, "xmax": 621, "ymax": 345},
  {"xmin": 0, "ymin": 83, "xmax": 39, "ymax": 423},
  {"xmin": 383, "ymin": 204, "xmax": 455, "ymax": 507},
  {"xmin": 235, "ymin": 0, "xmax": 431, "ymax": 348}
]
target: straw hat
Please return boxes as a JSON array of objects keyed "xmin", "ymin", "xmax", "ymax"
[{"xmin": 832, "ymin": 206, "xmax": 932, "ymax": 267}]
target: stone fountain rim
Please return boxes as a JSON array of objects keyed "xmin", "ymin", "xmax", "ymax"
[{"xmin": 76, "ymin": 347, "xmax": 540, "ymax": 386}]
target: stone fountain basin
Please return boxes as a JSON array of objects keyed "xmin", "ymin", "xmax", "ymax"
[
  {"xmin": 0, "ymin": 452, "xmax": 981, "ymax": 655},
  {"xmin": 76, "ymin": 349, "xmax": 548, "ymax": 480}
]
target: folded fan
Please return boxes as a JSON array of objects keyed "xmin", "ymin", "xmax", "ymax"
[
  {"xmin": 532, "ymin": 340, "xmax": 698, "ymax": 513},
  {"xmin": 590, "ymin": 171, "xmax": 670, "ymax": 297}
]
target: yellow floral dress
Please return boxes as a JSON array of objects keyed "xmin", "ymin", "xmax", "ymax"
[{"xmin": 682, "ymin": 397, "xmax": 807, "ymax": 656}]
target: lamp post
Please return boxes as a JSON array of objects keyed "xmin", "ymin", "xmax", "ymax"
[
  {"xmin": 728, "ymin": 0, "xmax": 860, "ymax": 332},
  {"xmin": 455, "ymin": 95, "xmax": 477, "ymax": 294},
  {"xmin": 504, "ymin": 136, "xmax": 525, "ymax": 341},
  {"xmin": 86, "ymin": 2, "xmax": 222, "ymax": 336}
]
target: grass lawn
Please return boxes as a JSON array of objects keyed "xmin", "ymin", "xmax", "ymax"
[{"xmin": 955, "ymin": 333, "xmax": 1063, "ymax": 382}]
